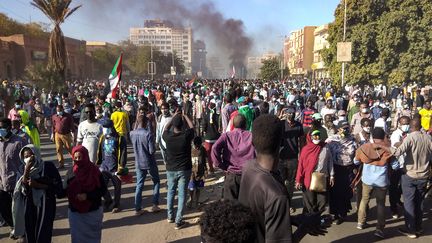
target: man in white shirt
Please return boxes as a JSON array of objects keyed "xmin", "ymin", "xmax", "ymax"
[
  {"xmin": 389, "ymin": 116, "xmax": 410, "ymax": 219},
  {"xmin": 374, "ymin": 108, "xmax": 390, "ymax": 134},
  {"xmin": 156, "ymin": 102, "xmax": 172, "ymax": 164},
  {"xmin": 77, "ymin": 103, "xmax": 102, "ymax": 163},
  {"xmin": 321, "ymin": 98, "xmax": 337, "ymax": 118}
]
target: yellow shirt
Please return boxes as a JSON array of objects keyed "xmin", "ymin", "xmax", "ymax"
[
  {"xmin": 419, "ymin": 108, "xmax": 432, "ymax": 130},
  {"xmin": 111, "ymin": 111, "xmax": 129, "ymax": 136}
]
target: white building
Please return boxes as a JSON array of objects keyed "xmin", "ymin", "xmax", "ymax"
[
  {"xmin": 247, "ymin": 52, "xmax": 279, "ymax": 79},
  {"xmin": 129, "ymin": 20, "xmax": 193, "ymax": 74},
  {"xmin": 312, "ymin": 24, "xmax": 330, "ymax": 79}
]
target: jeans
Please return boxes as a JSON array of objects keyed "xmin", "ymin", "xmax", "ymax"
[
  {"xmin": 401, "ymin": 174, "xmax": 427, "ymax": 233},
  {"xmin": 357, "ymin": 183, "xmax": 387, "ymax": 230},
  {"xmin": 166, "ymin": 170, "xmax": 191, "ymax": 224},
  {"xmin": 135, "ymin": 162, "xmax": 161, "ymax": 211}
]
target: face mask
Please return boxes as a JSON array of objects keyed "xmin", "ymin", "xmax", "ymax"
[
  {"xmin": 0, "ymin": 128, "xmax": 8, "ymax": 138},
  {"xmin": 312, "ymin": 139, "xmax": 320, "ymax": 145},
  {"xmin": 401, "ymin": 125, "xmax": 410, "ymax": 133},
  {"xmin": 15, "ymin": 105, "xmax": 21, "ymax": 109},
  {"xmin": 64, "ymin": 108, "xmax": 72, "ymax": 114},
  {"xmin": 57, "ymin": 111, "xmax": 63, "ymax": 116},
  {"xmin": 338, "ymin": 116, "xmax": 346, "ymax": 121},
  {"xmin": 103, "ymin": 128, "xmax": 112, "ymax": 136},
  {"xmin": 363, "ymin": 127, "xmax": 371, "ymax": 133},
  {"xmin": 361, "ymin": 108, "xmax": 369, "ymax": 114},
  {"xmin": 24, "ymin": 157, "xmax": 32, "ymax": 164}
]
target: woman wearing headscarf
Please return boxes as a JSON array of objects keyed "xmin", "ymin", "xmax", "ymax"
[
  {"xmin": 12, "ymin": 144, "xmax": 63, "ymax": 242},
  {"xmin": 295, "ymin": 130, "xmax": 334, "ymax": 214},
  {"xmin": 65, "ymin": 145, "xmax": 107, "ymax": 243},
  {"xmin": 17, "ymin": 110, "xmax": 40, "ymax": 148}
]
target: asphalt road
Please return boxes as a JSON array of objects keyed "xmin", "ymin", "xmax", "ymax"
[{"xmin": 0, "ymin": 135, "xmax": 431, "ymax": 243}]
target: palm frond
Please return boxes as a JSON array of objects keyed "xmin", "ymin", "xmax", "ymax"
[{"xmin": 64, "ymin": 5, "xmax": 82, "ymax": 21}]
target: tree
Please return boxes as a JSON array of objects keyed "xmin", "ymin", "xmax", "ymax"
[
  {"xmin": 31, "ymin": 0, "xmax": 81, "ymax": 82},
  {"xmin": 259, "ymin": 57, "xmax": 288, "ymax": 80},
  {"xmin": 322, "ymin": 0, "xmax": 432, "ymax": 86}
]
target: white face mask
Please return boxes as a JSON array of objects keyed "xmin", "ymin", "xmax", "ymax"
[
  {"xmin": 24, "ymin": 157, "xmax": 32, "ymax": 164},
  {"xmin": 338, "ymin": 116, "xmax": 346, "ymax": 121},
  {"xmin": 312, "ymin": 139, "xmax": 320, "ymax": 145},
  {"xmin": 103, "ymin": 127, "xmax": 112, "ymax": 136},
  {"xmin": 400, "ymin": 124, "xmax": 410, "ymax": 133}
]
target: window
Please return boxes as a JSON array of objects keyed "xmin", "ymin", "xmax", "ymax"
[{"xmin": 183, "ymin": 41, "xmax": 188, "ymax": 45}]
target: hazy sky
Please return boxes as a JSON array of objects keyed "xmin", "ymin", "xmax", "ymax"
[{"xmin": 1, "ymin": 0, "xmax": 340, "ymax": 55}]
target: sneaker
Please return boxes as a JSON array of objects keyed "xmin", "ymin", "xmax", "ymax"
[
  {"xmin": 333, "ymin": 217, "xmax": 344, "ymax": 225},
  {"xmin": 290, "ymin": 207, "xmax": 296, "ymax": 214},
  {"xmin": 392, "ymin": 213, "xmax": 399, "ymax": 219},
  {"xmin": 357, "ymin": 223, "xmax": 365, "ymax": 230},
  {"xmin": 150, "ymin": 205, "xmax": 161, "ymax": 213},
  {"xmin": 135, "ymin": 209, "xmax": 146, "ymax": 216},
  {"xmin": 167, "ymin": 218, "xmax": 174, "ymax": 223},
  {"xmin": 398, "ymin": 228, "xmax": 417, "ymax": 239},
  {"xmin": 175, "ymin": 221, "xmax": 186, "ymax": 230},
  {"xmin": 112, "ymin": 207, "xmax": 120, "ymax": 213},
  {"xmin": 374, "ymin": 229, "xmax": 385, "ymax": 239}
]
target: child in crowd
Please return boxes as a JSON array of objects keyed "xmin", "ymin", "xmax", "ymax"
[{"xmin": 188, "ymin": 136, "xmax": 207, "ymax": 209}]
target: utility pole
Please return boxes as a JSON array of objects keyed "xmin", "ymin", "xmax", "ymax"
[
  {"xmin": 341, "ymin": 0, "xmax": 347, "ymax": 88},
  {"xmin": 151, "ymin": 44, "xmax": 154, "ymax": 80}
]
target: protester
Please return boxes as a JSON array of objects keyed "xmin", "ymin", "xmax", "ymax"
[
  {"xmin": 65, "ymin": 145, "xmax": 107, "ymax": 243},
  {"xmin": 77, "ymin": 103, "xmax": 102, "ymax": 163},
  {"xmin": 0, "ymin": 118, "xmax": 27, "ymax": 233},
  {"xmin": 211, "ymin": 114, "xmax": 255, "ymax": 200},
  {"xmin": 17, "ymin": 109, "xmax": 41, "ymax": 148},
  {"xmin": 418, "ymin": 100, "xmax": 432, "ymax": 131},
  {"xmin": 12, "ymin": 144, "xmax": 63, "ymax": 242},
  {"xmin": 130, "ymin": 115, "xmax": 161, "ymax": 215},
  {"xmin": 163, "ymin": 112, "xmax": 194, "ymax": 229},
  {"xmin": 392, "ymin": 118, "xmax": 432, "ymax": 239},
  {"xmin": 354, "ymin": 128, "xmax": 399, "ymax": 238},
  {"xmin": 187, "ymin": 136, "xmax": 207, "ymax": 209},
  {"xmin": 96, "ymin": 119, "xmax": 125, "ymax": 213},
  {"xmin": 156, "ymin": 102, "xmax": 172, "ymax": 164},
  {"xmin": 52, "ymin": 105, "xmax": 75, "ymax": 168},
  {"xmin": 221, "ymin": 93, "xmax": 237, "ymax": 133},
  {"xmin": 8, "ymin": 100, "xmax": 21, "ymax": 121},
  {"xmin": 202, "ymin": 100, "xmax": 220, "ymax": 174},
  {"xmin": 279, "ymin": 106, "xmax": 304, "ymax": 212},
  {"xmin": 110, "ymin": 101, "xmax": 129, "ymax": 174},
  {"xmin": 239, "ymin": 114, "xmax": 329, "ymax": 242},
  {"xmin": 327, "ymin": 120, "xmax": 357, "ymax": 225}
]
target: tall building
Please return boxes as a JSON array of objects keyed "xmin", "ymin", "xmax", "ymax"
[
  {"xmin": 247, "ymin": 51, "xmax": 279, "ymax": 79},
  {"xmin": 207, "ymin": 56, "xmax": 226, "ymax": 79},
  {"xmin": 129, "ymin": 19, "xmax": 193, "ymax": 74},
  {"xmin": 191, "ymin": 40, "xmax": 207, "ymax": 76},
  {"xmin": 285, "ymin": 26, "xmax": 316, "ymax": 77},
  {"xmin": 312, "ymin": 24, "xmax": 330, "ymax": 79}
]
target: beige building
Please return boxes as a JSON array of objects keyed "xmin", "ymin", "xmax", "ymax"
[
  {"xmin": 247, "ymin": 51, "xmax": 279, "ymax": 79},
  {"xmin": 284, "ymin": 26, "xmax": 316, "ymax": 76},
  {"xmin": 129, "ymin": 19, "xmax": 193, "ymax": 74},
  {"xmin": 312, "ymin": 24, "xmax": 330, "ymax": 79}
]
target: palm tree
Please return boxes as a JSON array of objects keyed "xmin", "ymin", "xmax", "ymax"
[{"xmin": 31, "ymin": 0, "xmax": 81, "ymax": 81}]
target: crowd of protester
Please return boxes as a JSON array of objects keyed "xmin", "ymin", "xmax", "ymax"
[{"xmin": 0, "ymin": 77, "xmax": 431, "ymax": 242}]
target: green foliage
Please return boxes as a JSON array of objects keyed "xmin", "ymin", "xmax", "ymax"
[
  {"xmin": 259, "ymin": 57, "xmax": 287, "ymax": 80},
  {"xmin": 24, "ymin": 63, "xmax": 65, "ymax": 91},
  {"xmin": 0, "ymin": 13, "xmax": 48, "ymax": 38},
  {"xmin": 323, "ymin": 0, "xmax": 432, "ymax": 86}
]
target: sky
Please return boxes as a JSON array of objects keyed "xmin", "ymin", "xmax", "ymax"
[{"xmin": 0, "ymin": 0, "xmax": 340, "ymax": 55}]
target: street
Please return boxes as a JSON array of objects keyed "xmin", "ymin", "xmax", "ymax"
[{"xmin": 0, "ymin": 135, "xmax": 431, "ymax": 243}]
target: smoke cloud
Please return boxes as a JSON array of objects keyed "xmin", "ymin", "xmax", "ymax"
[{"xmin": 86, "ymin": 0, "xmax": 252, "ymax": 70}]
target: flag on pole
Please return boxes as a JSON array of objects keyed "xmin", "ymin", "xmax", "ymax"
[
  {"xmin": 105, "ymin": 53, "xmax": 123, "ymax": 99},
  {"xmin": 230, "ymin": 65, "xmax": 236, "ymax": 78},
  {"xmin": 185, "ymin": 76, "xmax": 197, "ymax": 87}
]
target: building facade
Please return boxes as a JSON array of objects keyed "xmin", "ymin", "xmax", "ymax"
[
  {"xmin": 0, "ymin": 34, "xmax": 92, "ymax": 80},
  {"xmin": 312, "ymin": 24, "xmax": 330, "ymax": 79},
  {"xmin": 285, "ymin": 26, "xmax": 316, "ymax": 77},
  {"xmin": 247, "ymin": 52, "xmax": 279, "ymax": 79},
  {"xmin": 191, "ymin": 40, "xmax": 207, "ymax": 77},
  {"xmin": 129, "ymin": 19, "xmax": 193, "ymax": 74}
]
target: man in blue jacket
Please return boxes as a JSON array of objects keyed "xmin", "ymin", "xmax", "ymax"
[{"xmin": 131, "ymin": 115, "xmax": 161, "ymax": 215}]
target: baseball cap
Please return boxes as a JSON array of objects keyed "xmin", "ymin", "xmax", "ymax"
[
  {"xmin": 311, "ymin": 130, "xmax": 321, "ymax": 136},
  {"xmin": 337, "ymin": 120, "xmax": 350, "ymax": 129},
  {"xmin": 312, "ymin": 113, "xmax": 322, "ymax": 120}
]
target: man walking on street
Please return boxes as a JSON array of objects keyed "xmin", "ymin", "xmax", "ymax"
[
  {"xmin": 131, "ymin": 115, "xmax": 161, "ymax": 215},
  {"xmin": 52, "ymin": 105, "xmax": 75, "ymax": 168},
  {"xmin": 77, "ymin": 104, "xmax": 102, "ymax": 163},
  {"xmin": 163, "ymin": 112, "xmax": 194, "ymax": 229},
  {"xmin": 393, "ymin": 118, "xmax": 432, "ymax": 239},
  {"xmin": 211, "ymin": 114, "xmax": 256, "ymax": 200}
]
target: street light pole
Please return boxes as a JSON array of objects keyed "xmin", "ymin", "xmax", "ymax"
[{"xmin": 341, "ymin": 0, "xmax": 347, "ymax": 88}]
